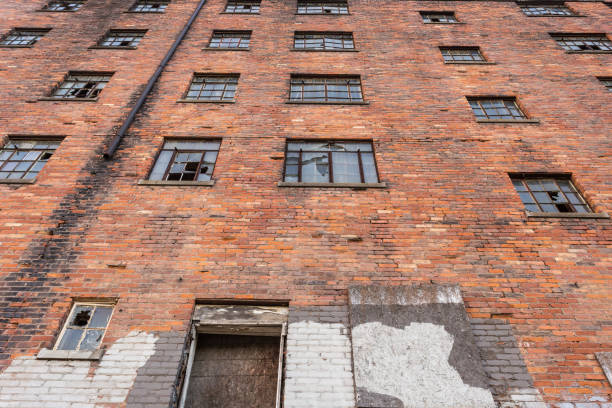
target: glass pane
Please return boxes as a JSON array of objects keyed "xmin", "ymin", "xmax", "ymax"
[
  {"xmin": 89, "ymin": 307, "xmax": 113, "ymax": 328},
  {"xmin": 512, "ymin": 179, "xmax": 527, "ymax": 191},
  {"xmin": 70, "ymin": 305, "xmax": 94, "ymax": 326},
  {"xmin": 332, "ymin": 152, "xmax": 360, "ymax": 183},
  {"xmin": 79, "ymin": 330, "xmax": 105, "ymax": 351},
  {"xmin": 518, "ymin": 192, "xmax": 535, "ymax": 204},
  {"xmin": 533, "ymin": 192, "xmax": 552, "ymax": 203},
  {"xmin": 149, "ymin": 150, "xmax": 173, "ymax": 180},
  {"xmin": 301, "ymin": 152, "xmax": 329, "ymax": 182},
  {"xmin": 361, "ymin": 153, "xmax": 378, "ymax": 183},
  {"xmin": 58, "ymin": 328, "xmax": 83, "ymax": 350}
]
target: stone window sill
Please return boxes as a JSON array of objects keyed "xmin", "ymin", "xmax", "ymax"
[
  {"xmin": 0, "ymin": 179, "xmax": 35, "ymax": 185},
  {"xmin": 294, "ymin": 13, "xmax": 352, "ymax": 15},
  {"xmin": 177, "ymin": 99, "xmax": 235, "ymax": 103},
  {"xmin": 124, "ymin": 10, "xmax": 165, "ymax": 13},
  {"xmin": 219, "ymin": 12, "xmax": 260, "ymax": 15},
  {"xmin": 37, "ymin": 9, "xmax": 78, "ymax": 12},
  {"xmin": 526, "ymin": 14, "xmax": 585, "ymax": 17},
  {"xmin": 89, "ymin": 46, "xmax": 138, "ymax": 50},
  {"xmin": 37, "ymin": 348, "xmax": 104, "ymax": 361},
  {"xmin": 278, "ymin": 182, "xmax": 386, "ymax": 188},
  {"xmin": 38, "ymin": 97, "xmax": 99, "ymax": 102},
  {"xmin": 444, "ymin": 61, "xmax": 496, "ymax": 65},
  {"xmin": 290, "ymin": 48, "xmax": 359, "ymax": 52},
  {"xmin": 203, "ymin": 48, "xmax": 250, "ymax": 51},
  {"xmin": 423, "ymin": 22, "xmax": 466, "ymax": 25},
  {"xmin": 566, "ymin": 50, "xmax": 612, "ymax": 54},
  {"xmin": 476, "ymin": 119, "xmax": 540, "ymax": 124},
  {"xmin": 286, "ymin": 101, "xmax": 369, "ymax": 105},
  {"xmin": 0, "ymin": 45, "xmax": 34, "ymax": 48},
  {"xmin": 138, "ymin": 180, "xmax": 215, "ymax": 186},
  {"xmin": 526, "ymin": 211, "xmax": 609, "ymax": 219}
]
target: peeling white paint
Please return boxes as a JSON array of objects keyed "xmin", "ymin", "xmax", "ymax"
[{"xmin": 352, "ymin": 322, "xmax": 496, "ymax": 408}]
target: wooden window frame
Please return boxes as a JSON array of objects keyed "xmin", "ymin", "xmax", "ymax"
[
  {"xmin": 419, "ymin": 11, "xmax": 460, "ymax": 23},
  {"xmin": 0, "ymin": 28, "xmax": 51, "ymax": 47}
]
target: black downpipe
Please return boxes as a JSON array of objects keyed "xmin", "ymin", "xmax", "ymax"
[{"xmin": 103, "ymin": 0, "xmax": 208, "ymax": 159}]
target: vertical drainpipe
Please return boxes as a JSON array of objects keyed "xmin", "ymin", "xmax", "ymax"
[{"xmin": 103, "ymin": 0, "xmax": 208, "ymax": 159}]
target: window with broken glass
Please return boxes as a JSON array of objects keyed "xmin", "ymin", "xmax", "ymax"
[
  {"xmin": 284, "ymin": 141, "xmax": 379, "ymax": 183},
  {"xmin": 297, "ymin": 1, "xmax": 349, "ymax": 14},
  {"xmin": 599, "ymin": 77, "xmax": 612, "ymax": 91},
  {"xmin": 43, "ymin": 0, "xmax": 85, "ymax": 11},
  {"xmin": 148, "ymin": 140, "xmax": 220, "ymax": 182},
  {"xmin": 1, "ymin": 29, "xmax": 50, "ymax": 47},
  {"xmin": 50, "ymin": 73, "xmax": 112, "ymax": 99},
  {"xmin": 224, "ymin": 0, "xmax": 260, "ymax": 13},
  {"xmin": 440, "ymin": 47, "xmax": 486, "ymax": 62},
  {"xmin": 520, "ymin": 4, "xmax": 575, "ymax": 16},
  {"xmin": 185, "ymin": 75, "xmax": 238, "ymax": 101},
  {"xmin": 420, "ymin": 11, "xmax": 458, "ymax": 23},
  {"xmin": 551, "ymin": 34, "xmax": 612, "ymax": 52},
  {"xmin": 55, "ymin": 303, "xmax": 114, "ymax": 351},
  {"xmin": 208, "ymin": 31, "xmax": 251, "ymax": 49},
  {"xmin": 130, "ymin": 0, "xmax": 169, "ymax": 12},
  {"xmin": 467, "ymin": 97, "xmax": 527, "ymax": 120},
  {"xmin": 511, "ymin": 176, "xmax": 592, "ymax": 213},
  {"xmin": 294, "ymin": 32, "xmax": 354, "ymax": 50},
  {"xmin": 290, "ymin": 76, "xmax": 363, "ymax": 103},
  {"xmin": 97, "ymin": 30, "xmax": 146, "ymax": 48},
  {"xmin": 0, "ymin": 139, "xmax": 60, "ymax": 180}
]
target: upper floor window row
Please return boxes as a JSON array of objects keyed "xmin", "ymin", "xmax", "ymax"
[
  {"xmin": 43, "ymin": 0, "xmax": 85, "ymax": 11},
  {"xmin": 0, "ymin": 28, "xmax": 50, "ymax": 47},
  {"xmin": 520, "ymin": 3, "xmax": 576, "ymax": 16},
  {"xmin": 224, "ymin": 0, "xmax": 260, "ymax": 13},
  {"xmin": 290, "ymin": 75, "xmax": 364, "ymax": 103},
  {"xmin": 551, "ymin": 33, "xmax": 612, "ymax": 52},
  {"xmin": 0, "ymin": 139, "xmax": 61, "ymax": 181},
  {"xmin": 49, "ymin": 72, "xmax": 113, "ymax": 100},
  {"xmin": 297, "ymin": 0, "xmax": 349, "ymax": 14},
  {"xmin": 96, "ymin": 30, "xmax": 147, "ymax": 48},
  {"xmin": 420, "ymin": 11, "xmax": 459, "ymax": 23},
  {"xmin": 294, "ymin": 31, "xmax": 354, "ymax": 50}
]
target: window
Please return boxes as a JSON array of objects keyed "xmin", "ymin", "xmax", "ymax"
[
  {"xmin": 148, "ymin": 139, "xmax": 220, "ymax": 182},
  {"xmin": 598, "ymin": 77, "xmax": 612, "ymax": 91},
  {"xmin": 294, "ymin": 32, "xmax": 354, "ymax": 50},
  {"xmin": 297, "ymin": 1, "xmax": 349, "ymax": 14},
  {"xmin": 511, "ymin": 175, "xmax": 592, "ymax": 213},
  {"xmin": 184, "ymin": 74, "xmax": 238, "ymax": 102},
  {"xmin": 208, "ymin": 30, "xmax": 251, "ymax": 49},
  {"xmin": 520, "ymin": 3, "xmax": 575, "ymax": 16},
  {"xmin": 440, "ymin": 47, "xmax": 486, "ymax": 63},
  {"xmin": 284, "ymin": 140, "xmax": 379, "ymax": 184},
  {"xmin": 55, "ymin": 303, "xmax": 114, "ymax": 351},
  {"xmin": 43, "ymin": 0, "xmax": 85, "ymax": 11},
  {"xmin": 130, "ymin": 0, "xmax": 169, "ymax": 12},
  {"xmin": 50, "ymin": 72, "xmax": 112, "ymax": 99},
  {"xmin": 1, "ymin": 28, "xmax": 50, "ymax": 47},
  {"xmin": 0, "ymin": 139, "xmax": 60, "ymax": 180},
  {"xmin": 224, "ymin": 0, "xmax": 260, "ymax": 13},
  {"xmin": 420, "ymin": 11, "xmax": 459, "ymax": 23},
  {"xmin": 290, "ymin": 75, "xmax": 363, "ymax": 103},
  {"xmin": 96, "ymin": 30, "xmax": 146, "ymax": 48},
  {"xmin": 551, "ymin": 34, "xmax": 612, "ymax": 52},
  {"xmin": 467, "ymin": 97, "xmax": 528, "ymax": 121}
]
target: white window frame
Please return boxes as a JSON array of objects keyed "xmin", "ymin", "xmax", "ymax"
[{"xmin": 53, "ymin": 301, "xmax": 115, "ymax": 351}]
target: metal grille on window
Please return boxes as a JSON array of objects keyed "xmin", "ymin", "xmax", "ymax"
[
  {"xmin": 599, "ymin": 78, "xmax": 612, "ymax": 91},
  {"xmin": 0, "ymin": 140, "xmax": 60, "ymax": 180},
  {"xmin": 297, "ymin": 1, "xmax": 349, "ymax": 14},
  {"xmin": 149, "ymin": 140, "xmax": 221, "ymax": 182},
  {"xmin": 521, "ymin": 5, "xmax": 574, "ymax": 16},
  {"xmin": 185, "ymin": 75, "xmax": 238, "ymax": 101},
  {"xmin": 440, "ymin": 47, "xmax": 485, "ymax": 62},
  {"xmin": 290, "ymin": 76, "xmax": 363, "ymax": 103},
  {"xmin": 56, "ymin": 303, "xmax": 113, "ymax": 351},
  {"xmin": 294, "ymin": 32, "xmax": 354, "ymax": 50},
  {"xmin": 224, "ymin": 1, "xmax": 260, "ymax": 13},
  {"xmin": 1, "ymin": 29, "xmax": 49, "ymax": 46},
  {"xmin": 44, "ymin": 1, "xmax": 85, "ymax": 11},
  {"xmin": 467, "ymin": 98, "xmax": 527, "ymax": 120},
  {"xmin": 52, "ymin": 73, "xmax": 112, "ymax": 99},
  {"xmin": 99, "ymin": 30, "xmax": 145, "ymax": 48},
  {"xmin": 511, "ymin": 177, "xmax": 592, "ymax": 213},
  {"xmin": 209, "ymin": 31, "xmax": 251, "ymax": 49},
  {"xmin": 284, "ymin": 141, "xmax": 379, "ymax": 184},
  {"xmin": 130, "ymin": 0, "xmax": 169, "ymax": 12},
  {"xmin": 420, "ymin": 12, "xmax": 458, "ymax": 23},
  {"xmin": 552, "ymin": 34, "xmax": 612, "ymax": 51}
]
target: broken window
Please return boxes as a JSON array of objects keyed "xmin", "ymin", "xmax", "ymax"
[
  {"xmin": 43, "ymin": 0, "xmax": 85, "ymax": 11},
  {"xmin": 1, "ymin": 28, "xmax": 50, "ymax": 47},
  {"xmin": 599, "ymin": 77, "xmax": 612, "ymax": 91},
  {"xmin": 148, "ymin": 139, "xmax": 220, "ymax": 182},
  {"xmin": 224, "ymin": 0, "xmax": 261, "ymax": 13},
  {"xmin": 0, "ymin": 139, "xmax": 61, "ymax": 180},
  {"xmin": 178, "ymin": 305, "xmax": 287, "ymax": 408},
  {"xmin": 510, "ymin": 175, "xmax": 592, "ymax": 213},
  {"xmin": 130, "ymin": 0, "xmax": 169, "ymax": 12},
  {"xmin": 98, "ymin": 30, "xmax": 146, "ymax": 48},
  {"xmin": 440, "ymin": 47, "xmax": 486, "ymax": 62},
  {"xmin": 420, "ymin": 11, "xmax": 459, "ymax": 23},
  {"xmin": 284, "ymin": 140, "xmax": 379, "ymax": 183},
  {"xmin": 290, "ymin": 75, "xmax": 363, "ymax": 103},
  {"xmin": 184, "ymin": 74, "xmax": 239, "ymax": 101},
  {"xmin": 55, "ymin": 303, "xmax": 114, "ymax": 351},
  {"xmin": 50, "ymin": 72, "xmax": 112, "ymax": 99},
  {"xmin": 520, "ymin": 3, "xmax": 575, "ymax": 16},
  {"xmin": 467, "ymin": 97, "xmax": 528, "ymax": 120},
  {"xmin": 297, "ymin": 0, "xmax": 349, "ymax": 15},
  {"xmin": 208, "ymin": 30, "xmax": 251, "ymax": 49},
  {"xmin": 294, "ymin": 32, "xmax": 354, "ymax": 50},
  {"xmin": 551, "ymin": 34, "xmax": 612, "ymax": 52}
]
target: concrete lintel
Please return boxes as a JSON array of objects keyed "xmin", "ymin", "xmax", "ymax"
[{"xmin": 349, "ymin": 284, "xmax": 463, "ymax": 306}]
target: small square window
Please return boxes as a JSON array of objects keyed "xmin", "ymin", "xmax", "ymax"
[
  {"xmin": 510, "ymin": 175, "xmax": 592, "ymax": 213},
  {"xmin": 43, "ymin": 0, "xmax": 85, "ymax": 11},
  {"xmin": 598, "ymin": 77, "xmax": 612, "ymax": 91},
  {"xmin": 148, "ymin": 139, "xmax": 221, "ymax": 182},
  {"xmin": 467, "ymin": 97, "xmax": 529, "ymax": 121},
  {"xmin": 0, "ymin": 139, "xmax": 61, "ymax": 181},
  {"xmin": 130, "ymin": 0, "xmax": 169, "ymax": 12},
  {"xmin": 224, "ymin": 0, "xmax": 260, "ymax": 13},
  {"xmin": 294, "ymin": 32, "xmax": 354, "ymax": 50},
  {"xmin": 440, "ymin": 47, "xmax": 486, "ymax": 63},
  {"xmin": 551, "ymin": 33, "xmax": 612, "ymax": 52},
  {"xmin": 184, "ymin": 74, "xmax": 239, "ymax": 102},
  {"xmin": 0, "ymin": 28, "xmax": 50, "ymax": 47},
  {"xmin": 50, "ymin": 72, "xmax": 112, "ymax": 100},
  {"xmin": 520, "ymin": 3, "xmax": 576, "ymax": 16},
  {"xmin": 290, "ymin": 75, "xmax": 364, "ymax": 103},
  {"xmin": 208, "ymin": 31, "xmax": 251, "ymax": 49},
  {"xmin": 283, "ymin": 140, "xmax": 379, "ymax": 184},
  {"xmin": 297, "ymin": 1, "xmax": 349, "ymax": 15},
  {"xmin": 97, "ymin": 30, "xmax": 146, "ymax": 48},
  {"xmin": 420, "ymin": 11, "xmax": 459, "ymax": 23},
  {"xmin": 55, "ymin": 303, "xmax": 114, "ymax": 351}
]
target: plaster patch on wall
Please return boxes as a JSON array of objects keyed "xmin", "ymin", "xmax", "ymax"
[
  {"xmin": 352, "ymin": 321, "xmax": 496, "ymax": 408},
  {"xmin": 0, "ymin": 330, "xmax": 157, "ymax": 407}
]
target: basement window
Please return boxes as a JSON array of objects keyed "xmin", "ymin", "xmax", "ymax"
[
  {"xmin": 148, "ymin": 139, "xmax": 220, "ymax": 182},
  {"xmin": 97, "ymin": 30, "xmax": 146, "ymax": 48},
  {"xmin": 224, "ymin": 0, "xmax": 261, "ymax": 13},
  {"xmin": 42, "ymin": 0, "xmax": 85, "ymax": 11},
  {"xmin": 130, "ymin": 0, "xmax": 169, "ymax": 12},
  {"xmin": 420, "ymin": 11, "xmax": 459, "ymax": 23},
  {"xmin": 184, "ymin": 74, "xmax": 239, "ymax": 102},
  {"xmin": 49, "ymin": 72, "xmax": 112, "ymax": 100},
  {"xmin": 290, "ymin": 75, "xmax": 363, "ymax": 103},
  {"xmin": 440, "ymin": 47, "xmax": 486, "ymax": 63},
  {"xmin": 55, "ymin": 303, "xmax": 114, "ymax": 351},
  {"xmin": 208, "ymin": 30, "xmax": 251, "ymax": 49},
  {"xmin": 467, "ymin": 97, "xmax": 530, "ymax": 121},
  {"xmin": 297, "ymin": 0, "xmax": 349, "ymax": 14},
  {"xmin": 294, "ymin": 31, "xmax": 355, "ymax": 50},
  {"xmin": 520, "ymin": 3, "xmax": 576, "ymax": 16},
  {"xmin": 551, "ymin": 33, "xmax": 612, "ymax": 52},
  {"xmin": 510, "ymin": 175, "xmax": 592, "ymax": 213},
  {"xmin": 0, "ymin": 139, "xmax": 61, "ymax": 180},
  {"xmin": 599, "ymin": 77, "xmax": 612, "ymax": 91},
  {"xmin": 1, "ymin": 28, "xmax": 51, "ymax": 47}
]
